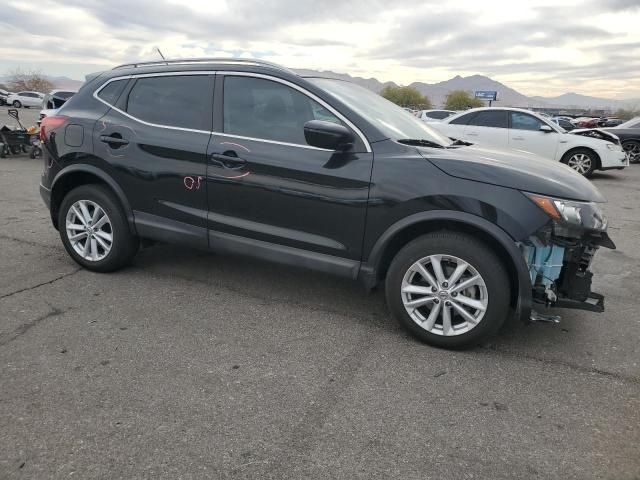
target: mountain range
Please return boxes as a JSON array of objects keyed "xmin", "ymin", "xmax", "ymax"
[
  {"xmin": 2, "ymin": 71, "xmax": 637, "ymax": 110},
  {"xmin": 296, "ymin": 69, "xmax": 638, "ymax": 110}
]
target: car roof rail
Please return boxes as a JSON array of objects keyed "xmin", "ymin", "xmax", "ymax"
[{"xmin": 112, "ymin": 57, "xmax": 294, "ymax": 74}]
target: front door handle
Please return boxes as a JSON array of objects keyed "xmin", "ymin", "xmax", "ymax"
[
  {"xmin": 211, "ymin": 152, "xmax": 246, "ymax": 170},
  {"xmin": 99, "ymin": 134, "xmax": 129, "ymax": 148},
  {"xmin": 466, "ymin": 132, "xmax": 479, "ymax": 137},
  {"xmin": 512, "ymin": 136, "xmax": 525, "ymax": 141}
]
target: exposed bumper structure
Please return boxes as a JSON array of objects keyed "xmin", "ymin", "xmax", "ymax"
[{"xmin": 521, "ymin": 230, "xmax": 614, "ymax": 315}]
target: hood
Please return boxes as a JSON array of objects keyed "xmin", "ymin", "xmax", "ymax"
[
  {"xmin": 570, "ymin": 128, "xmax": 619, "ymax": 143},
  {"xmin": 419, "ymin": 144, "xmax": 606, "ymax": 203}
]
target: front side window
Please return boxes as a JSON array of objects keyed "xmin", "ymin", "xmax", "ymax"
[
  {"xmin": 223, "ymin": 76, "xmax": 342, "ymax": 146},
  {"xmin": 467, "ymin": 110, "xmax": 508, "ymax": 128},
  {"xmin": 510, "ymin": 112, "xmax": 544, "ymax": 131},
  {"xmin": 126, "ymin": 75, "xmax": 212, "ymax": 130}
]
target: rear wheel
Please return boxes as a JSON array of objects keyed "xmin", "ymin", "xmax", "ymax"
[
  {"xmin": 562, "ymin": 148, "xmax": 598, "ymax": 177},
  {"xmin": 385, "ymin": 232, "xmax": 510, "ymax": 349},
  {"xmin": 623, "ymin": 140, "xmax": 640, "ymax": 164},
  {"xmin": 58, "ymin": 185, "xmax": 138, "ymax": 272}
]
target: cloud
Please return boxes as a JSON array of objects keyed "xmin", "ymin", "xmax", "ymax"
[{"xmin": 0, "ymin": 0, "xmax": 639, "ymax": 98}]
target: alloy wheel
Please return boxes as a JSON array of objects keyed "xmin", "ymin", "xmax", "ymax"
[
  {"xmin": 567, "ymin": 153, "xmax": 592, "ymax": 175},
  {"xmin": 401, "ymin": 254, "xmax": 488, "ymax": 336},
  {"xmin": 65, "ymin": 200, "xmax": 113, "ymax": 261},
  {"xmin": 623, "ymin": 142, "xmax": 640, "ymax": 163}
]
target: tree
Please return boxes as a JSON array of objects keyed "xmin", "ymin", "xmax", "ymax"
[
  {"xmin": 381, "ymin": 85, "xmax": 432, "ymax": 109},
  {"xmin": 7, "ymin": 69, "xmax": 54, "ymax": 93},
  {"xmin": 444, "ymin": 90, "xmax": 485, "ymax": 110},
  {"xmin": 613, "ymin": 107, "xmax": 640, "ymax": 120}
]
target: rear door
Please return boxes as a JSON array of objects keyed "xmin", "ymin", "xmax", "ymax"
[
  {"xmin": 93, "ymin": 73, "xmax": 214, "ymax": 247},
  {"xmin": 508, "ymin": 112, "xmax": 558, "ymax": 160},
  {"xmin": 205, "ymin": 73, "xmax": 373, "ymax": 262},
  {"xmin": 462, "ymin": 110, "xmax": 509, "ymax": 148}
]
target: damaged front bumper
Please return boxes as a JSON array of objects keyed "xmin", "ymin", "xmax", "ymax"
[{"xmin": 520, "ymin": 193, "xmax": 615, "ymax": 317}]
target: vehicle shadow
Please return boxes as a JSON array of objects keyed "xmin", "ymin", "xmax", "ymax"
[{"xmin": 131, "ymin": 243, "xmax": 570, "ymax": 350}]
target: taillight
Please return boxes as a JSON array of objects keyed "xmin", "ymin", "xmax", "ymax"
[{"xmin": 40, "ymin": 115, "xmax": 68, "ymax": 141}]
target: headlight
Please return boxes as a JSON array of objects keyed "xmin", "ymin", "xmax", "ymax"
[
  {"xmin": 606, "ymin": 143, "xmax": 623, "ymax": 151},
  {"xmin": 525, "ymin": 193, "xmax": 607, "ymax": 231}
]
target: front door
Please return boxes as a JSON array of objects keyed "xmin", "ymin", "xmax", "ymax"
[
  {"xmin": 206, "ymin": 74, "xmax": 373, "ymax": 263},
  {"xmin": 93, "ymin": 74, "xmax": 214, "ymax": 246},
  {"xmin": 508, "ymin": 111, "xmax": 558, "ymax": 160}
]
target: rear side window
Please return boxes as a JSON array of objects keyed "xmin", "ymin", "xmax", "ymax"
[
  {"xmin": 125, "ymin": 75, "xmax": 212, "ymax": 130},
  {"xmin": 450, "ymin": 112, "xmax": 476, "ymax": 125},
  {"xmin": 467, "ymin": 110, "xmax": 508, "ymax": 128},
  {"xmin": 510, "ymin": 112, "xmax": 544, "ymax": 131},
  {"xmin": 223, "ymin": 76, "xmax": 342, "ymax": 146},
  {"xmin": 97, "ymin": 79, "xmax": 128, "ymax": 106},
  {"xmin": 427, "ymin": 111, "xmax": 451, "ymax": 120}
]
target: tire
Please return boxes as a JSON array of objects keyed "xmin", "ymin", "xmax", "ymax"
[
  {"xmin": 58, "ymin": 185, "xmax": 139, "ymax": 272},
  {"xmin": 12, "ymin": 100, "xmax": 21, "ymax": 108},
  {"xmin": 561, "ymin": 148, "xmax": 598, "ymax": 177},
  {"xmin": 385, "ymin": 231, "xmax": 510, "ymax": 349},
  {"xmin": 623, "ymin": 140, "xmax": 640, "ymax": 164},
  {"xmin": 10, "ymin": 145, "xmax": 21, "ymax": 155}
]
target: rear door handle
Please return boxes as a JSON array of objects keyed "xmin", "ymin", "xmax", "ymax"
[
  {"xmin": 512, "ymin": 136, "xmax": 525, "ymax": 141},
  {"xmin": 99, "ymin": 134, "xmax": 129, "ymax": 146},
  {"xmin": 211, "ymin": 152, "xmax": 246, "ymax": 170},
  {"xmin": 466, "ymin": 132, "xmax": 479, "ymax": 137}
]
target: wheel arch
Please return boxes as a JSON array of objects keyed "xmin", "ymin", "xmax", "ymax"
[
  {"xmin": 561, "ymin": 146, "xmax": 601, "ymax": 170},
  {"xmin": 359, "ymin": 211, "xmax": 532, "ymax": 321},
  {"xmin": 50, "ymin": 164, "xmax": 135, "ymax": 233}
]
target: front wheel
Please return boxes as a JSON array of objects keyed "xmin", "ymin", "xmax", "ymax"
[
  {"xmin": 562, "ymin": 148, "xmax": 598, "ymax": 177},
  {"xmin": 385, "ymin": 232, "xmax": 510, "ymax": 349},
  {"xmin": 12, "ymin": 100, "xmax": 21, "ymax": 108},
  {"xmin": 623, "ymin": 140, "xmax": 640, "ymax": 164},
  {"xmin": 58, "ymin": 185, "xmax": 139, "ymax": 272}
]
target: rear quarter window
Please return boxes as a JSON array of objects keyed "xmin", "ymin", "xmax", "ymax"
[{"xmin": 97, "ymin": 79, "xmax": 129, "ymax": 106}]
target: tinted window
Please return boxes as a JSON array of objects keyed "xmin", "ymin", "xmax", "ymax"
[
  {"xmin": 97, "ymin": 79, "xmax": 128, "ymax": 105},
  {"xmin": 450, "ymin": 112, "xmax": 477, "ymax": 125},
  {"xmin": 467, "ymin": 110, "xmax": 508, "ymax": 128},
  {"xmin": 429, "ymin": 111, "xmax": 452, "ymax": 119},
  {"xmin": 126, "ymin": 75, "xmax": 212, "ymax": 130},
  {"xmin": 510, "ymin": 112, "xmax": 544, "ymax": 131},
  {"xmin": 224, "ymin": 76, "xmax": 342, "ymax": 145}
]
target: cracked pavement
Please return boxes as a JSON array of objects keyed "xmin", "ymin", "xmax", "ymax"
[{"xmin": 1, "ymin": 155, "xmax": 639, "ymax": 479}]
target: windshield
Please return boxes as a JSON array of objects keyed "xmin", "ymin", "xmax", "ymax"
[
  {"xmin": 616, "ymin": 116, "xmax": 640, "ymax": 129},
  {"xmin": 309, "ymin": 78, "xmax": 454, "ymax": 147}
]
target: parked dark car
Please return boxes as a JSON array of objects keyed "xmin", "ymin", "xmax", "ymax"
[
  {"xmin": 598, "ymin": 117, "xmax": 624, "ymax": 128},
  {"xmin": 603, "ymin": 117, "xmax": 640, "ymax": 163},
  {"xmin": 38, "ymin": 58, "xmax": 614, "ymax": 348}
]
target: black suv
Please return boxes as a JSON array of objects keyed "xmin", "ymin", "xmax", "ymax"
[{"xmin": 39, "ymin": 58, "xmax": 614, "ymax": 348}]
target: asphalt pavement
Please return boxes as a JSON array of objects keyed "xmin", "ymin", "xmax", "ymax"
[{"xmin": 0, "ymin": 153, "xmax": 639, "ymax": 479}]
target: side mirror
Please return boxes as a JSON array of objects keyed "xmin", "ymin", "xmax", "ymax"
[
  {"xmin": 304, "ymin": 120, "xmax": 355, "ymax": 151},
  {"xmin": 539, "ymin": 125, "xmax": 554, "ymax": 133}
]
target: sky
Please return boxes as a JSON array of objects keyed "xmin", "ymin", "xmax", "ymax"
[{"xmin": 1, "ymin": 0, "xmax": 639, "ymax": 99}]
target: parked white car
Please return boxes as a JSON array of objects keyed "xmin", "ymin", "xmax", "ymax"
[
  {"xmin": 431, "ymin": 107, "xmax": 628, "ymax": 176},
  {"xmin": 6, "ymin": 91, "xmax": 44, "ymax": 108},
  {"xmin": 416, "ymin": 109, "xmax": 456, "ymax": 121}
]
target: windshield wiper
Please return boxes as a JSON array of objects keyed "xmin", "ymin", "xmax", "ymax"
[
  {"xmin": 451, "ymin": 138, "xmax": 473, "ymax": 146},
  {"xmin": 397, "ymin": 138, "xmax": 446, "ymax": 148}
]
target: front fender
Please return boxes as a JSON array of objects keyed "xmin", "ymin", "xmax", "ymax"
[{"xmin": 359, "ymin": 210, "xmax": 532, "ymax": 322}]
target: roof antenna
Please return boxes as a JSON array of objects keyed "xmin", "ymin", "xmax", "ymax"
[{"xmin": 156, "ymin": 47, "xmax": 168, "ymax": 65}]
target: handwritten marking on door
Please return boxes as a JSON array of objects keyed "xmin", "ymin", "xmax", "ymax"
[{"xmin": 184, "ymin": 176, "xmax": 203, "ymax": 190}]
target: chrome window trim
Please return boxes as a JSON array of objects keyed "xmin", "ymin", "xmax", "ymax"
[{"xmin": 93, "ymin": 70, "xmax": 372, "ymax": 153}]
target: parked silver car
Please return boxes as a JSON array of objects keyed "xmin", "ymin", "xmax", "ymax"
[{"xmin": 6, "ymin": 91, "xmax": 45, "ymax": 108}]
